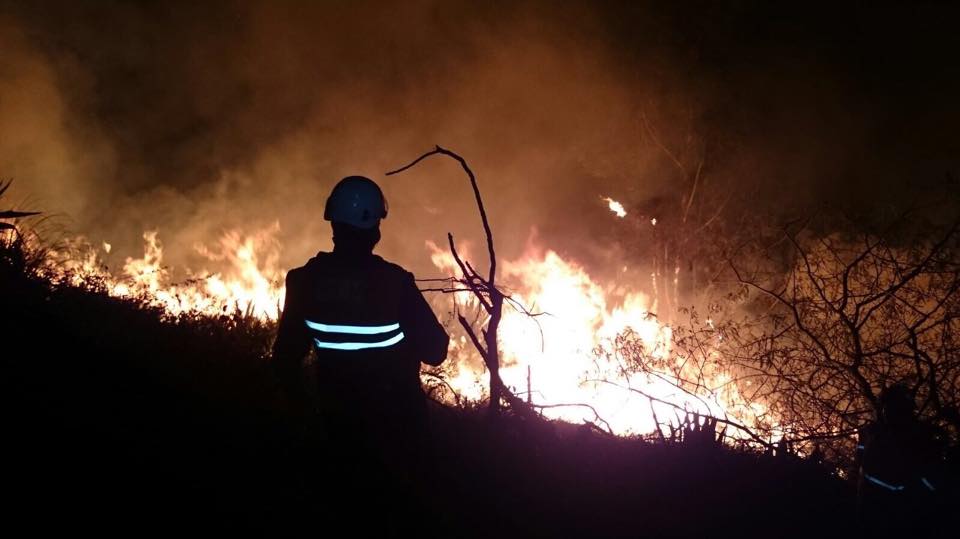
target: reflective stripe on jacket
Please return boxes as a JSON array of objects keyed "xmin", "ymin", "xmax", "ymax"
[{"xmin": 272, "ymin": 251, "xmax": 449, "ymax": 397}]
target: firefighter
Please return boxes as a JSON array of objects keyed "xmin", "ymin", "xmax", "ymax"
[
  {"xmin": 857, "ymin": 384, "xmax": 945, "ymax": 537},
  {"xmin": 271, "ymin": 176, "xmax": 449, "ymax": 489}
]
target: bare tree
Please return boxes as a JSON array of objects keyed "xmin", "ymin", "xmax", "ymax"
[
  {"xmin": 602, "ymin": 209, "xmax": 960, "ymax": 464},
  {"xmin": 713, "ymin": 214, "xmax": 960, "ymax": 462},
  {"xmin": 388, "ymin": 146, "xmax": 531, "ymax": 416}
]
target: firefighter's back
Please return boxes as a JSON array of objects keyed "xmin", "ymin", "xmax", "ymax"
[
  {"xmin": 292, "ymin": 252, "xmax": 425, "ymax": 408},
  {"xmin": 858, "ymin": 410, "xmax": 944, "ymax": 536}
]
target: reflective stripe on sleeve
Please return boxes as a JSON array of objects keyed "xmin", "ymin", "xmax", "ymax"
[
  {"xmin": 313, "ymin": 332, "xmax": 405, "ymax": 351},
  {"xmin": 865, "ymin": 474, "xmax": 905, "ymax": 491}
]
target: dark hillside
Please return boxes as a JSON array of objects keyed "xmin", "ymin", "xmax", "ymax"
[{"xmin": 2, "ymin": 245, "xmax": 856, "ymax": 537}]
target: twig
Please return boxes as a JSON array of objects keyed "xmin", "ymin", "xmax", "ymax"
[{"xmin": 530, "ymin": 402, "xmax": 615, "ymax": 435}]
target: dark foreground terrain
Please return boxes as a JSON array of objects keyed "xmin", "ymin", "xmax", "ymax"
[{"xmin": 0, "ymin": 251, "xmax": 873, "ymax": 538}]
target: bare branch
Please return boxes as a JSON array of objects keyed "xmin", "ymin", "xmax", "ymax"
[
  {"xmin": 530, "ymin": 402, "xmax": 614, "ymax": 435},
  {"xmin": 387, "ymin": 145, "xmax": 498, "ymax": 285}
]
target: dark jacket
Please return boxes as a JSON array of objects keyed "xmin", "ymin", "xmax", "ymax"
[
  {"xmin": 856, "ymin": 418, "xmax": 946, "ymax": 536},
  {"xmin": 272, "ymin": 251, "xmax": 448, "ymax": 408},
  {"xmin": 858, "ymin": 419, "xmax": 942, "ymax": 494}
]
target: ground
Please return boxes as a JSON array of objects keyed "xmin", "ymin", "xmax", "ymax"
[{"xmin": 0, "ymin": 263, "xmax": 863, "ymax": 537}]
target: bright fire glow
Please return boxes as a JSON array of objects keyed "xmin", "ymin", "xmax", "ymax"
[
  {"xmin": 603, "ymin": 197, "xmax": 627, "ymax": 218},
  {"xmin": 43, "ymin": 225, "xmax": 286, "ymax": 320},
  {"xmin": 44, "ymin": 220, "xmax": 772, "ymax": 440},
  {"xmin": 426, "ymin": 240, "xmax": 770, "ymax": 438}
]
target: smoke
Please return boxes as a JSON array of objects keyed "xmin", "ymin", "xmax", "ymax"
[
  {"xmin": 0, "ymin": 14, "xmax": 114, "ymax": 221},
  {"xmin": 2, "ymin": 1, "xmax": 959, "ymax": 283}
]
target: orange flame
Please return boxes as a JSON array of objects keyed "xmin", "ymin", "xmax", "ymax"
[
  {"xmin": 426, "ymin": 239, "xmax": 772, "ymax": 437},
  {"xmin": 44, "ymin": 225, "xmax": 285, "ymax": 320},
  {"xmin": 46, "ymin": 223, "xmax": 774, "ymax": 440}
]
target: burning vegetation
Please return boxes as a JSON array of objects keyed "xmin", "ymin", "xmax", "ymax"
[
  {"xmin": 15, "ymin": 145, "xmax": 960, "ymax": 470},
  {"xmin": 6, "ymin": 150, "xmax": 958, "ymax": 535},
  {"xmin": 4, "ymin": 1, "xmax": 960, "ymax": 535},
  {"xmin": 28, "ymin": 152, "xmax": 777, "ymax": 447},
  {"xmin": 1, "ymin": 180, "xmax": 860, "ymax": 537}
]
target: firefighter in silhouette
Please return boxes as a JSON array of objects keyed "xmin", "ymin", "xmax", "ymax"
[
  {"xmin": 271, "ymin": 176, "xmax": 449, "ymax": 481},
  {"xmin": 857, "ymin": 383, "xmax": 945, "ymax": 537}
]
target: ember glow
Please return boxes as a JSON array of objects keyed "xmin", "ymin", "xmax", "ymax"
[
  {"xmin": 603, "ymin": 197, "xmax": 627, "ymax": 218},
  {"xmin": 44, "ymin": 222, "xmax": 772, "ymax": 439}
]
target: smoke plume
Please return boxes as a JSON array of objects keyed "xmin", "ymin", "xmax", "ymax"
[{"xmin": 2, "ymin": 1, "xmax": 958, "ymax": 281}]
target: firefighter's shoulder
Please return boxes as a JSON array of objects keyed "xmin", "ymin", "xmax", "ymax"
[
  {"xmin": 287, "ymin": 252, "xmax": 335, "ymax": 285},
  {"xmin": 370, "ymin": 255, "xmax": 416, "ymax": 283},
  {"xmin": 283, "ymin": 265, "xmax": 308, "ymax": 287}
]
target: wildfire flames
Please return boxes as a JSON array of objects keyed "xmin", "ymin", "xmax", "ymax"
[
  {"xmin": 43, "ymin": 225, "xmax": 286, "ymax": 320},
  {"xmin": 428, "ymin": 240, "xmax": 768, "ymax": 437},
  {"xmin": 41, "ymin": 217, "xmax": 771, "ymax": 440}
]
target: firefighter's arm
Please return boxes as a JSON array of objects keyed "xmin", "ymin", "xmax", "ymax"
[
  {"xmin": 401, "ymin": 272, "xmax": 449, "ymax": 366},
  {"xmin": 271, "ymin": 270, "xmax": 312, "ymax": 405},
  {"xmin": 918, "ymin": 425, "xmax": 948, "ymax": 494},
  {"xmin": 856, "ymin": 429, "xmax": 866, "ymax": 463}
]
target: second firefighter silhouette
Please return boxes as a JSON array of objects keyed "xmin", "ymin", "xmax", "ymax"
[
  {"xmin": 857, "ymin": 384, "xmax": 946, "ymax": 537},
  {"xmin": 272, "ymin": 176, "xmax": 449, "ymax": 448}
]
